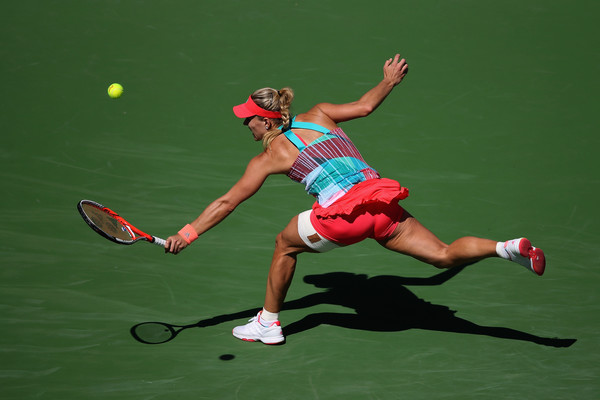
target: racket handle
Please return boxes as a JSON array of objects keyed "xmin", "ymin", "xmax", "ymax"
[{"xmin": 152, "ymin": 236, "xmax": 167, "ymax": 247}]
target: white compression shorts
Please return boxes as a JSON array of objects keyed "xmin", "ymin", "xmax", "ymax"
[{"xmin": 297, "ymin": 210, "xmax": 340, "ymax": 252}]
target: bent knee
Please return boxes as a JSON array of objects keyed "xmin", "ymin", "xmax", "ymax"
[
  {"xmin": 428, "ymin": 246, "xmax": 456, "ymax": 269},
  {"xmin": 274, "ymin": 231, "xmax": 298, "ymax": 255},
  {"xmin": 274, "ymin": 231, "xmax": 286, "ymax": 248}
]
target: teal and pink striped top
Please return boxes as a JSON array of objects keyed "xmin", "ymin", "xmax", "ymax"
[{"xmin": 283, "ymin": 118, "xmax": 380, "ymax": 207}]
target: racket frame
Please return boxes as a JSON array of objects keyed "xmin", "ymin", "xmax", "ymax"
[{"xmin": 77, "ymin": 199, "xmax": 166, "ymax": 247}]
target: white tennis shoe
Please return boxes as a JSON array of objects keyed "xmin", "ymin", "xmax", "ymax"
[
  {"xmin": 503, "ymin": 238, "xmax": 545, "ymax": 276},
  {"xmin": 232, "ymin": 311, "xmax": 285, "ymax": 344}
]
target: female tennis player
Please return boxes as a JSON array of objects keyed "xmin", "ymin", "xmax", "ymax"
[{"xmin": 165, "ymin": 54, "xmax": 545, "ymax": 344}]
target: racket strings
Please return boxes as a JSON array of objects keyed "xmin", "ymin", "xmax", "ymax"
[{"xmin": 100, "ymin": 206, "xmax": 152, "ymax": 241}]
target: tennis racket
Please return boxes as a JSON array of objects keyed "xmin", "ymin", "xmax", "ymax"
[{"xmin": 77, "ymin": 199, "xmax": 166, "ymax": 248}]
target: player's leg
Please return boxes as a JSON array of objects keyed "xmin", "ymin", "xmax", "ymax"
[
  {"xmin": 263, "ymin": 210, "xmax": 341, "ymax": 313},
  {"xmin": 233, "ymin": 211, "xmax": 338, "ymax": 344},
  {"xmin": 378, "ymin": 209, "xmax": 545, "ymax": 274},
  {"xmin": 263, "ymin": 214, "xmax": 314, "ymax": 314},
  {"xmin": 378, "ymin": 209, "xmax": 498, "ymax": 268}
]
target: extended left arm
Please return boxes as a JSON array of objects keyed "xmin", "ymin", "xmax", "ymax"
[{"xmin": 312, "ymin": 54, "xmax": 408, "ymax": 123}]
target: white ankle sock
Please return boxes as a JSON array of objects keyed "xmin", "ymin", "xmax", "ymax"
[
  {"xmin": 496, "ymin": 242, "xmax": 510, "ymax": 259},
  {"xmin": 261, "ymin": 308, "xmax": 279, "ymax": 322}
]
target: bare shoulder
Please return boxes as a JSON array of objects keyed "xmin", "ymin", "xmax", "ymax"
[
  {"xmin": 296, "ymin": 107, "xmax": 340, "ymax": 130},
  {"xmin": 261, "ymin": 135, "xmax": 298, "ymax": 174}
]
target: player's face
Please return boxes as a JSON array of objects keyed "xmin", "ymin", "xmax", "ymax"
[{"xmin": 244, "ymin": 116, "xmax": 268, "ymax": 141}]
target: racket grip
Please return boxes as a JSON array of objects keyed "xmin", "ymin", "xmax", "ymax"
[{"xmin": 152, "ymin": 237, "xmax": 167, "ymax": 247}]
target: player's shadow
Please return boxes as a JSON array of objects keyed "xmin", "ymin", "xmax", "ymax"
[
  {"xmin": 281, "ymin": 268, "xmax": 575, "ymax": 347},
  {"xmin": 130, "ymin": 266, "xmax": 576, "ymax": 347}
]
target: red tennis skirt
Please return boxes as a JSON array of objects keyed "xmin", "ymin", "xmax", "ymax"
[{"xmin": 310, "ymin": 178, "xmax": 409, "ymax": 245}]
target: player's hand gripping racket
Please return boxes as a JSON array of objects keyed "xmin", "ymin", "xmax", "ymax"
[{"xmin": 77, "ymin": 199, "xmax": 166, "ymax": 248}]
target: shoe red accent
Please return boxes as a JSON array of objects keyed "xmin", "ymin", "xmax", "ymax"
[
  {"xmin": 518, "ymin": 238, "xmax": 532, "ymax": 257},
  {"xmin": 264, "ymin": 320, "xmax": 281, "ymax": 327},
  {"xmin": 529, "ymin": 247, "xmax": 545, "ymax": 276},
  {"xmin": 519, "ymin": 237, "xmax": 545, "ymax": 276}
]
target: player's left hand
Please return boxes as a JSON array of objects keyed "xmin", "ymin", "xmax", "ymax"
[{"xmin": 383, "ymin": 54, "xmax": 408, "ymax": 86}]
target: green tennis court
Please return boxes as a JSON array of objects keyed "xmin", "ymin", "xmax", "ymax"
[{"xmin": 2, "ymin": 1, "xmax": 598, "ymax": 398}]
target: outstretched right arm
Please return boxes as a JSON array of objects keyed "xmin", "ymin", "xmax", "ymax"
[
  {"xmin": 311, "ymin": 54, "xmax": 408, "ymax": 123},
  {"xmin": 165, "ymin": 151, "xmax": 278, "ymax": 254}
]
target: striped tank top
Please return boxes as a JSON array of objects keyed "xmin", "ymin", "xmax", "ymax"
[{"xmin": 283, "ymin": 118, "xmax": 380, "ymax": 207}]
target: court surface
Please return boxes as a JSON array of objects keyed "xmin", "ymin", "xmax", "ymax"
[{"xmin": 2, "ymin": 1, "xmax": 599, "ymax": 399}]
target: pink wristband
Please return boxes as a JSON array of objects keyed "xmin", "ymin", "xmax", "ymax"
[{"xmin": 178, "ymin": 224, "xmax": 198, "ymax": 244}]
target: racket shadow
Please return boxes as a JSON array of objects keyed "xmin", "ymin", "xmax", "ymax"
[
  {"xmin": 131, "ymin": 307, "xmax": 262, "ymax": 345},
  {"xmin": 130, "ymin": 265, "xmax": 576, "ymax": 348}
]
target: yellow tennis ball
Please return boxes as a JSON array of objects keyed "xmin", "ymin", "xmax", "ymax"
[{"xmin": 108, "ymin": 83, "xmax": 124, "ymax": 99}]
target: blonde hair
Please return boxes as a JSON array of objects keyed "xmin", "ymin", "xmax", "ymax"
[{"xmin": 251, "ymin": 87, "xmax": 294, "ymax": 149}]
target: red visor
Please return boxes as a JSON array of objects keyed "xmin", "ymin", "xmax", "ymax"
[{"xmin": 233, "ymin": 96, "xmax": 282, "ymax": 119}]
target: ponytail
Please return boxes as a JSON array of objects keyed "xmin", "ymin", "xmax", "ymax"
[{"xmin": 250, "ymin": 87, "xmax": 294, "ymax": 150}]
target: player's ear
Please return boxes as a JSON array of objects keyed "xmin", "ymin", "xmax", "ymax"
[{"xmin": 263, "ymin": 117, "xmax": 272, "ymax": 130}]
